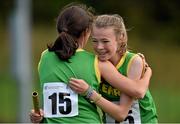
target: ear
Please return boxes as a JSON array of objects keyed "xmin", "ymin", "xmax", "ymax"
[
  {"xmin": 119, "ymin": 33, "xmax": 125, "ymax": 41},
  {"xmin": 81, "ymin": 28, "xmax": 88, "ymax": 36},
  {"xmin": 79, "ymin": 30, "xmax": 85, "ymax": 38},
  {"xmin": 85, "ymin": 28, "xmax": 91, "ymax": 34}
]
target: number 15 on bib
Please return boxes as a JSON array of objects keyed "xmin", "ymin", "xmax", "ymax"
[{"xmin": 43, "ymin": 82, "xmax": 78, "ymax": 118}]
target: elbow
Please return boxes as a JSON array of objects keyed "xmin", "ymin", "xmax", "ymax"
[
  {"xmin": 135, "ymin": 89, "xmax": 146, "ymax": 99},
  {"xmin": 129, "ymin": 83, "xmax": 147, "ymax": 99},
  {"xmin": 115, "ymin": 112, "xmax": 128, "ymax": 122},
  {"xmin": 116, "ymin": 113, "xmax": 127, "ymax": 122}
]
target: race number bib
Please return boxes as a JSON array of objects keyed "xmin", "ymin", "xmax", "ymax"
[
  {"xmin": 43, "ymin": 82, "xmax": 78, "ymax": 118},
  {"xmin": 105, "ymin": 100, "xmax": 141, "ymax": 124}
]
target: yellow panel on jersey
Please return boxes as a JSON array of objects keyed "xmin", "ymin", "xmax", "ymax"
[
  {"xmin": 116, "ymin": 51, "xmax": 128, "ymax": 69},
  {"xmin": 94, "ymin": 55, "xmax": 101, "ymax": 83}
]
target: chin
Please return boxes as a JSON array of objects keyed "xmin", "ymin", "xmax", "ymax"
[{"xmin": 98, "ymin": 57, "xmax": 108, "ymax": 61}]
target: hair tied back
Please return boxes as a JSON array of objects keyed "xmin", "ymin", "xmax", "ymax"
[{"xmin": 61, "ymin": 28, "xmax": 68, "ymax": 33}]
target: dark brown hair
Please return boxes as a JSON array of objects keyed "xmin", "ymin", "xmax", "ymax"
[{"xmin": 48, "ymin": 3, "xmax": 94, "ymax": 61}]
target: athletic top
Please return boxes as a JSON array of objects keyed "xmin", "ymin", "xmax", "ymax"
[
  {"xmin": 99, "ymin": 51, "xmax": 158, "ymax": 124},
  {"xmin": 38, "ymin": 49, "xmax": 102, "ymax": 123}
]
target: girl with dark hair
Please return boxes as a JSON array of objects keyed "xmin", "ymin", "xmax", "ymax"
[{"xmin": 29, "ymin": 3, "xmax": 152, "ymax": 124}]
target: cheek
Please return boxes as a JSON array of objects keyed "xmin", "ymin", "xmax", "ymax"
[
  {"xmin": 109, "ymin": 45, "xmax": 118, "ymax": 55},
  {"xmin": 92, "ymin": 44, "xmax": 97, "ymax": 51}
]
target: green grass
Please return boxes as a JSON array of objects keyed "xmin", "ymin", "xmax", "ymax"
[
  {"xmin": 0, "ymin": 76, "xmax": 18, "ymax": 122},
  {"xmin": 128, "ymin": 37, "xmax": 180, "ymax": 122},
  {"xmin": 152, "ymin": 88, "xmax": 180, "ymax": 122}
]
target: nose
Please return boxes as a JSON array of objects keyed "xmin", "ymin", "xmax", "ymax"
[{"xmin": 96, "ymin": 42, "xmax": 104, "ymax": 50}]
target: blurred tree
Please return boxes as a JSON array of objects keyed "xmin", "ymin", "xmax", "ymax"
[{"xmin": 0, "ymin": 0, "xmax": 15, "ymax": 25}]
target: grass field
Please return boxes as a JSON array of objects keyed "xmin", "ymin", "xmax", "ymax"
[{"xmin": 0, "ymin": 24, "xmax": 180, "ymax": 122}]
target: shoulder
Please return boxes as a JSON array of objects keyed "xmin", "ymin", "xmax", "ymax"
[
  {"xmin": 83, "ymin": 50, "xmax": 95, "ymax": 56},
  {"xmin": 40, "ymin": 49, "xmax": 48, "ymax": 60},
  {"xmin": 128, "ymin": 53, "xmax": 143, "ymax": 70},
  {"xmin": 126, "ymin": 52, "xmax": 143, "ymax": 70},
  {"xmin": 40, "ymin": 49, "xmax": 55, "ymax": 60},
  {"xmin": 76, "ymin": 50, "xmax": 96, "ymax": 59},
  {"xmin": 131, "ymin": 55, "xmax": 143, "ymax": 67},
  {"xmin": 127, "ymin": 54, "xmax": 144, "ymax": 79},
  {"xmin": 41, "ymin": 49, "xmax": 48, "ymax": 56},
  {"xmin": 98, "ymin": 60, "xmax": 116, "ymax": 72}
]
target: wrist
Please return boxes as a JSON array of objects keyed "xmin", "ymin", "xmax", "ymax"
[
  {"xmin": 82, "ymin": 86, "xmax": 93, "ymax": 98},
  {"xmin": 83, "ymin": 86, "xmax": 102, "ymax": 103},
  {"xmin": 89, "ymin": 91, "xmax": 102, "ymax": 103}
]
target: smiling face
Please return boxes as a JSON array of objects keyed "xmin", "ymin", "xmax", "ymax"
[
  {"xmin": 91, "ymin": 26, "xmax": 119, "ymax": 61},
  {"xmin": 91, "ymin": 14, "xmax": 128, "ymax": 64}
]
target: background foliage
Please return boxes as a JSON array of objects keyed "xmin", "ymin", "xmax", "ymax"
[{"xmin": 0, "ymin": 0, "xmax": 180, "ymax": 122}]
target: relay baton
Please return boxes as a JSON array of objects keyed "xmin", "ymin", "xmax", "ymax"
[{"xmin": 32, "ymin": 91, "xmax": 40, "ymax": 115}]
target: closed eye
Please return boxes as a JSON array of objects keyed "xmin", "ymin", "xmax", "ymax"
[
  {"xmin": 92, "ymin": 40, "xmax": 98, "ymax": 43},
  {"xmin": 102, "ymin": 40, "xmax": 109, "ymax": 43}
]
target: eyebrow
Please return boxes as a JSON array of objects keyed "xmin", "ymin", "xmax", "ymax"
[{"xmin": 92, "ymin": 37, "xmax": 109, "ymax": 41}]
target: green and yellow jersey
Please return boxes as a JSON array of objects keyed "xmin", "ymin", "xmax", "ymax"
[
  {"xmin": 99, "ymin": 51, "xmax": 158, "ymax": 124},
  {"xmin": 38, "ymin": 49, "xmax": 101, "ymax": 124}
]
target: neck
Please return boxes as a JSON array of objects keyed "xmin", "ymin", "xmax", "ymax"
[
  {"xmin": 77, "ymin": 36, "xmax": 85, "ymax": 49},
  {"xmin": 78, "ymin": 46, "xmax": 83, "ymax": 49},
  {"xmin": 109, "ymin": 53, "xmax": 123, "ymax": 66}
]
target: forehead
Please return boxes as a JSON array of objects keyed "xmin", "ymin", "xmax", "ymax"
[{"xmin": 92, "ymin": 26, "xmax": 116, "ymax": 40}]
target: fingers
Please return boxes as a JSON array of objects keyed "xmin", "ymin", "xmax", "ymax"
[
  {"xmin": 138, "ymin": 53, "xmax": 146, "ymax": 78},
  {"xmin": 69, "ymin": 79, "xmax": 82, "ymax": 93},
  {"xmin": 144, "ymin": 62, "xmax": 149, "ymax": 72},
  {"xmin": 137, "ymin": 53, "xmax": 145, "ymax": 59},
  {"xmin": 69, "ymin": 78, "xmax": 89, "ymax": 94},
  {"xmin": 69, "ymin": 80, "xmax": 82, "ymax": 92},
  {"xmin": 29, "ymin": 109, "xmax": 43, "ymax": 123},
  {"xmin": 69, "ymin": 81, "xmax": 79, "ymax": 92},
  {"xmin": 39, "ymin": 109, "xmax": 44, "ymax": 116},
  {"xmin": 144, "ymin": 66, "xmax": 152, "ymax": 78},
  {"xmin": 145, "ymin": 62, "xmax": 149, "ymax": 68},
  {"xmin": 70, "ymin": 78, "xmax": 81, "ymax": 83},
  {"xmin": 137, "ymin": 53, "xmax": 151, "ymax": 78},
  {"xmin": 30, "ymin": 109, "xmax": 44, "ymax": 116},
  {"xmin": 69, "ymin": 78, "xmax": 86, "ymax": 88},
  {"xmin": 69, "ymin": 78, "xmax": 80, "ymax": 87},
  {"xmin": 30, "ymin": 109, "xmax": 40, "ymax": 116},
  {"xmin": 146, "ymin": 66, "xmax": 152, "ymax": 73},
  {"xmin": 137, "ymin": 53, "xmax": 146, "ymax": 65},
  {"xmin": 138, "ymin": 52, "xmax": 152, "ymax": 79}
]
